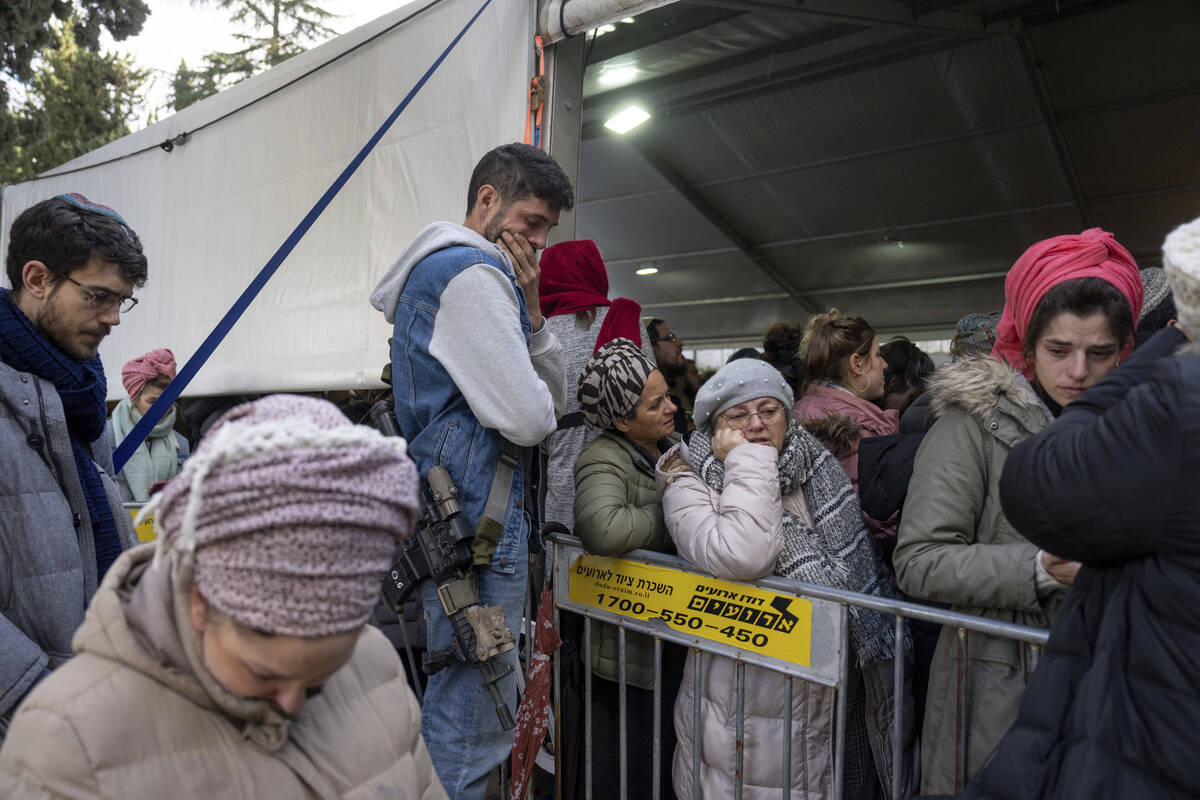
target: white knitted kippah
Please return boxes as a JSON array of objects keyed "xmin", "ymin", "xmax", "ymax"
[{"xmin": 1162, "ymin": 216, "xmax": 1200, "ymax": 335}]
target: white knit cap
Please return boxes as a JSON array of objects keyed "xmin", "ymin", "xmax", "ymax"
[{"xmin": 1162, "ymin": 217, "xmax": 1200, "ymax": 336}]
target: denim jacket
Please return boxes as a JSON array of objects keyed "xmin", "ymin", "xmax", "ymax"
[{"xmin": 388, "ymin": 244, "xmax": 539, "ymax": 573}]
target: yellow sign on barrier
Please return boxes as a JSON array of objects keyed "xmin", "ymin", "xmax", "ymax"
[
  {"xmin": 568, "ymin": 553, "xmax": 814, "ymax": 666},
  {"xmin": 127, "ymin": 507, "xmax": 156, "ymax": 542}
]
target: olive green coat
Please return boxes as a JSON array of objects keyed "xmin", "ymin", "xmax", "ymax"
[
  {"xmin": 573, "ymin": 430, "xmax": 679, "ymax": 689},
  {"xmin": 894, "ymin": 357, "xmax": 1065, "ymax": 794}
]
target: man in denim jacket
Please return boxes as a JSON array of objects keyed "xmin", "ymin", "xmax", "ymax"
[{"xmin": 370, "ymin": 143, "xmax": 570, "ymax": 798}]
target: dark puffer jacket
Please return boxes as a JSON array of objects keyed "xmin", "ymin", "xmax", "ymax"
[{"xmin": 963, "ymin": 327, "xmax": 1200, "ymax": 800}]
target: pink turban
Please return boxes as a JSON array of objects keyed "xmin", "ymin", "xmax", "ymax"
[
  {"xmin": 122, "ymin": 348, "xmax": 177, "ymax": 398},
  {"xmin": 991, "ymin": 228, "xmax": 1143, "ymax": 376},
  {"xmin": 145, "ymin": 395, "xmax": 420, "ymax": 637}
]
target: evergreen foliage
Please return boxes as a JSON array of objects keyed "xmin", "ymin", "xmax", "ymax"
[{"xmin": 171, "ymin": 1, "xmax": 340, "ymax": 111}]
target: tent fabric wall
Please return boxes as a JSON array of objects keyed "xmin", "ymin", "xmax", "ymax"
[{"xmin": 0, "ymin": 0, "xmax": 534, "ymax": 401}]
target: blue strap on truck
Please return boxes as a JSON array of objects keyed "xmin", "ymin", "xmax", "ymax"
[{"xmin": 115, "ymin": 0, "xmax": 493, "ymax": 472}]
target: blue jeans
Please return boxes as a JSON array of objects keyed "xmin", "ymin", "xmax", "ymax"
[{"xmin": 420, "ymin": 531, "xmax": 528, "ymax": 800}]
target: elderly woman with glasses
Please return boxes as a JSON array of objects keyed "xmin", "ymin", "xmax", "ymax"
[
  {"xmin": 573, "ymin": 338, "xmax": 685, "ymax": 799},
  {"xmin": 657, "ymin": 358, "xmax": 911, "ymax": 800}
]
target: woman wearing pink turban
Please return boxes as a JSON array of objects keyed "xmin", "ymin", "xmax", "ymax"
[
  {"xmin": 106, "ymin": 348, "xmax": 190, "ymax": 502},
  {"xmin": 893, "ymin": 228, "xmax": 1142, "ymax": 794}
]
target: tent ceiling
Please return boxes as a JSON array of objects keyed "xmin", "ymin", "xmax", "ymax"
[{"xmin": 571, "ymin": 0, "xmax": 1200, "ymax": 345}]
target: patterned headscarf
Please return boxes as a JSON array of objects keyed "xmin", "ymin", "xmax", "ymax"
[
  {"xmin": 949, "ymin": 311, "xmax": 1001, "ymax": 360},
  {"xmin": 577, "ymin": 338, "xmax": 655, "ymax": 430},
  {"xmin": 140, "ymin": 395, "xmax": 419, "ymax": 637},
  {"xmin": 1138, "ymin": 267, "xmax": 1171, "ymax": 322}
]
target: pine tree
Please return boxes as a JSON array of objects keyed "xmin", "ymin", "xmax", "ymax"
[
  {"xmin": 1, "ymin": 20, "xmax": 148, "ymax": 183},
  {"xmin": 0, "ymin": 0, "xmax": 148, "ymax": 181},
  {"xmin": 170, "ymin": 58, "xmax": 221, "ymax": 111},
  {"xmin": 170, "ymin": 0, "xmax": 340, "ymax": 110}
]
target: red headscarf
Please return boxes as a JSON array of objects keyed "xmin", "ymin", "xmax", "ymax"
[
  {"xmin": 538, "ymin": 239, "xmax": 643, "ymax": 352},
  {"xmin": 991, "ymin": 228, "xmax": 1143, "ymax": 376},
  {"xmin": 122, "ymin": 348, "xmax": 177, "ymax": 398}
]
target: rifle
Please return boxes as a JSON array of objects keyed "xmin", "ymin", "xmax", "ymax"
[{"xmin": 369, "ymin": 401, "xmax": 516, "ymax": 729}]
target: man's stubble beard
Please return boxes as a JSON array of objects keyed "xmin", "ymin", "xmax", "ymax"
[
  {"xmin": 481, "ymin": 203, "xmax": 510, "ymax": 244},
  {"xmin": 36, "ymin": 288, "xmax": 108, "ymax": 361}
]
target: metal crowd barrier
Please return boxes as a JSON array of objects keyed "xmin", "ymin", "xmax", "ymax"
[{"xmin": 545, "ymin": 532, "xmax": 1050, "ymax": 800}]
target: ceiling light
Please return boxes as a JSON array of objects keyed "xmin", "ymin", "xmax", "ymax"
[
  {"xmin": 592, "ymin": 24, "xmax": 616, "ymax": 36},
  {"xmin": 621, "ymin": 17, "xmax": 635, "ymax": 23},
  {"xmin": 604, "ymin": 105, "xmax": 651, "ymax": 134},
  {"xmin": 597, "ymin": 65, "xmax": 639, "ymax": 87},
  {"xmin": 636, "ymin": 266, "xmax": 659, "ymax": 276}
]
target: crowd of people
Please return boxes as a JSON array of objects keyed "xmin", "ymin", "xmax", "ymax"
[{"xmin": 0, "ymin": 145, "xmax": 1196, "ymax": 800}]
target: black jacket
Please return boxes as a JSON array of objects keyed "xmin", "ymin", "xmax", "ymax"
[{"xmin": 963, "ymin": 327, "xmax": 1200, "ymax": 800}]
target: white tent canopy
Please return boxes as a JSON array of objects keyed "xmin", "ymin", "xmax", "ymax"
[{"xmin": 0, "ymin": 0, "xmax": 533, "ymax": 400}]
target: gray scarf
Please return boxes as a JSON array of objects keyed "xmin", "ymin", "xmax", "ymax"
[{"xmin": 689, "ymin": 420, "xmax": 902, "ymax": 665}]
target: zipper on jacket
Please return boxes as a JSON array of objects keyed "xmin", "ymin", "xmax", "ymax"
[{"xmin": 32, "ymin": 378, "xmax": 66, "ymax": 489}]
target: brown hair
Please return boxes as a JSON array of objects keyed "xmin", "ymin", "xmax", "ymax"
[
  {"xmin": 800, "ymin": 309, "xmax": 877, "ymax": 392},
  {"xmin": 1021, "ymin": 277, "xmax": 1134, "ymax": 364}
]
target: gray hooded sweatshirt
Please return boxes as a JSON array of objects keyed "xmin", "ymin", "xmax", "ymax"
[{"xmin": 369, "ymin": 221, "xmax": 565, "ymax": 447}]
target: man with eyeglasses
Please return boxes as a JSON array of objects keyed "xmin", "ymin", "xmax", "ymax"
[
  {"xmin": 646, "ymin": 317, "xmax": 691, "ymax": 435},
  {"xmin": 0, "ymin": 194, "xmax": 146, "ymax": 739}
]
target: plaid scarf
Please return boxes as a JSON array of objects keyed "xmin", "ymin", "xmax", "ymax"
[
  {"xmin": 689, "ymin": 420, "xmax": 901, "ymax": 665},
  {"xmin": 0, "ymin": 287, "xmax": 122, "ymax": 577}
]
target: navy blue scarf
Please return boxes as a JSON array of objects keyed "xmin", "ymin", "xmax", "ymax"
[{"xmin": 0, "ymin": 288, "xmax": 122, "ymax": 577}]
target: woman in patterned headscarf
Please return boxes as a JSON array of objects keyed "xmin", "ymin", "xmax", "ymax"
[{"xmin": 573, "ymin": 338, "xmax": 684, "ymax": 799}]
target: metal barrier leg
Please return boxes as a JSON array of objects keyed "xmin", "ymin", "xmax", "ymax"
[
  {"xmin": 692, "ymin": 649, "xmax": 702, "ymax": 800},
  {"xmin": 618, "ymin": 626, "xmax": 628, "ymax": 800},
  {"xmin": 735, "ymin": 660, "xmax": 746, "ymax": 800},
  {"xmin": 653, "ymin": 637, "xmax": 663, "ymax": 800},
  {"xmin": 552, "ymin": 600, "xmax": 562, "ymax": 800},
  {"xmin": 783, "ymin": 676, "xmax": 792, "ymax": 800},
  {"xmin": 584, "ymin": 620, "xmax": 593, "ymax": 800},
  {"xmin": 833, "ymin": 605, "xmax": 849, "ymax": 800},
  {"xmin": 892, "ymin": 614, "xmax": 905, "ymax": 800},
  {"xmin": 955, "ymin": 626, "xmax": 968, "ymax": 793},
  {"xmin": 526, "ymin": 572, "xmax": 534, "ymax": 672}
]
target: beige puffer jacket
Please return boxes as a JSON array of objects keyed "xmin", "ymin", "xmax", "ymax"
[
  {"xmin": 657, "ymin": 441, "xmax": 838, "ymax": 800},
  {"xmin": 0, "ymin": 545, "xmax": 447, "ymax": 800}
]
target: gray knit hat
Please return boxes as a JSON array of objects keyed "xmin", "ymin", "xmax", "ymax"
[
  {"xmin": 693, "ymin": 359, "xmax": 794, "ymax": 430},
  {"xmin": 1139, "ymin": 267, "xmax": 1171, "ymax": 322},
  {"xmin": 1163, "ymin": 217, "xmax": 1200, "ymax": 335}
]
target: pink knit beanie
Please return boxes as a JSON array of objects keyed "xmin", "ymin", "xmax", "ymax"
[{"xmin": 142, "ymin": 394, "xmax": 419, "ymax": 637}]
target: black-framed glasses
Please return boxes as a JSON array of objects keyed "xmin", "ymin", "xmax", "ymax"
[
  {"xmin": 722, "ymin": 405, "xmax": 785, "ymax": 429},
  {"xmin": 651, "ymin": 332, "xmax": 679, "ymax": 345},
  {"xmin": 61, "ymin": 275, "xmax": 138, "ymax": 313}
]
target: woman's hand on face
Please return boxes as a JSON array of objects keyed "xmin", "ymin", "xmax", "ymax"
[{"xmin": 712, "ymin": 424, "xmax": 748, "ymax": 461}]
